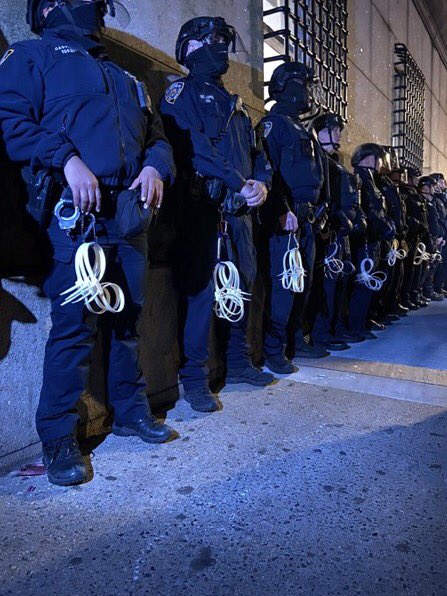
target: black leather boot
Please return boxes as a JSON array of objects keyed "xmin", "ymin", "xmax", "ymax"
[
  {"xmin": 294, "ymin": 337, "xmax": 329, "ymax": 358},
  {"xmin": 42, "ymin": 435, "xmax": 87, "ymax": 487},
  {"xmin": 264, "ymin": 353, "xmax": 296, "ymax": 374},
  {"xmin": 226, "ymin": 365, "xmax": 275, "ymax": 386},
  {"xmin": 183, "ymin": 387, "xmax": 220, "ymax": 413},
  {"xmin": 113, "ymin": 414, "xmax": 176, "ymax": 443}
]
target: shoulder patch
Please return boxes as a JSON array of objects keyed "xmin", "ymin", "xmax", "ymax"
[
  {"xmin": 262, "ymin": 121, "xmax": 273, "ymax": 138},
  {"xmin": 0, "ymin": 49, "xmax": 14, "ymax": 66},
  {"xmin": 165, "ymin": 82, "xmax": 185, "ymax": 105}
]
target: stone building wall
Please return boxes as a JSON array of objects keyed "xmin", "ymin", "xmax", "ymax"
[{"xmin": 345, "ymin": 0, "xmax": 447, "ymax": 174}]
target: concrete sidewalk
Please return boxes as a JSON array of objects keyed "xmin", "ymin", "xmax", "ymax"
[{"xmin": 1, "ymin": 378, "xmax": 446, "ymax": 595}]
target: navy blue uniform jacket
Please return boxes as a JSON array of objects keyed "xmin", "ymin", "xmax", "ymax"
[
  {"xmin": 257, "ymin": 105, "xmax": 324, "ymax": 221},
  {"xmin": 159, "ymin": 75, "xmax": 271, "ymax": 194},
  {"xmin": 0, "ymin": 31, "xmax": 175, "ymax": 187}
]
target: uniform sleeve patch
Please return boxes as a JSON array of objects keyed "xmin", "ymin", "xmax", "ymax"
[
  {"xmin": 165, "ymin": 81, "xmax": 185, "ymax": 105},
  {"xmin": 0, "ymin": 49, "xmax": 14, "ymax": 66},
  {"xmin": 262, "ymin": 121, "xmax": 273, "ymax": 138}
]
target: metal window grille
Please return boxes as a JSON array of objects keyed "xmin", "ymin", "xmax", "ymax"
[
  {"xmin": 392, "ymin": 43, "xmax": 425, "ymax": 172},
  {"xmin": 263, "ymin": 0, "xmax": 348, "ymax": 120}
]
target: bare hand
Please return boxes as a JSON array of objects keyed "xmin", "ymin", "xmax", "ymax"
[
  {"xmin": 63, "ymin": 155, "xmax": 101, "ymax": 213},
  {"xmin": 129, "ymin": 166, "xmax": 164, "ymax": 210},
  {"xmin": 240, "ymin": 179, "xmax": 268, "ymax": 207},
  {"xmin": 279, "ymin": 211, "xmax": 298, "ymax": 232}
]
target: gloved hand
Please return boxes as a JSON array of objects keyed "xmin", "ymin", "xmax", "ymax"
[
  {"xmin": 351, "ymin": 209, "xmax": 367, "ymax": 236},
  {"xmin": 335, "ymin": 209, "xmax": 354, "ymax": 234}
]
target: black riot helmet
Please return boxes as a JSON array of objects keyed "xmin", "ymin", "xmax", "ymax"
[
  {"xmin": 407, "ymin": 166, "xmax": 421, "ymax": 179},
  {"xmin": 268, "ymin": 62, "xmax": 313, "ymax": 99},
  {"xmin": 311, "ymin": 112, "xmax": 344, "ymax": 134},
  {"xmin": 418, "ymin": 176, "xmax": 437, "ymax": 191},
  {"xmin": 26, "ymin": 0, "xmax": 117, "ymax": 35},
  {"xmin": 175, "ymin": 16, "xmax": 237, "ymax": 66},
  {"xmin": 309, "ymin": 112, "xmax": 344, "ymax": 150},
  {"xmin": 268, "ymin": 61, "xmax": 320, "ymax": 115},
  {"xmin": 430, "ymin": 172, "xmax": 445, "ymax": 182},
  {"xmin": 351, "ymin": 143, "xmax": 386, "ymax": 169}
]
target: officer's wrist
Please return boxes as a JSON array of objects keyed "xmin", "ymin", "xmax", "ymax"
[{"xmin": 62, "ymin": 151, "xmax": 78, "ymax": 169}]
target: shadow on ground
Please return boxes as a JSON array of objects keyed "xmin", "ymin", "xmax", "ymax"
[{"xmin": 1, "ymin": 382, "xmax": 446, "ymax": 596}]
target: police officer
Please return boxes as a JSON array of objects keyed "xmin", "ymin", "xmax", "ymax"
[
  {"xmin": 308, "ymin": 113, "xmax": 367, "ymax": 345},
  {"xmin": 257, "ymin": 61, "xmax": 329, "ymax": 365},
  {"xmin": 0, "ymin": 0, "xmax": 177, "ymax": 486},
  {"xmin": 348, "ymin": 144, "xmax": 395, "ymax": 338},
  {"xmin": 374, "ymin": 147, "xmax": 409, "ymax": 320},
  {"xmin": 401, "ymin": 168, "xmax": 430, "ymax": 308},
  {"xmin": 160, "ymin": 16, "xmax": 273, "ymax": 412},
  {"xmin": 431, "ymin": 173, "xmax": 447, "ymax": 296},
  {"xmin": 418, "ymin": 176, "xmax": 444, "ymax": 301}
]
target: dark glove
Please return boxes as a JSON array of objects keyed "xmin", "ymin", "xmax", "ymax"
[
  {"xmin": 335, "ymin": 209, "xmax": 354, "ymax": 235},
  {"xmin": 352, "ymin": 209, "xmax": 367, "ymax": 236}
]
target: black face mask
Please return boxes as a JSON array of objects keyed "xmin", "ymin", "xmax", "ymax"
[
  {"xmin": 276, "ymin": 80, "xmax": 311, "ymax": 117},
  {"xmin": 185, "ymin": 43, "xmax": 230, "ymax": 79},
  {"xmin": 44, "ymin": 3, "xmax": 102, "ymax": 37}
]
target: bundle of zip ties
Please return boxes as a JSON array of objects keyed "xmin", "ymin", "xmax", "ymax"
[
  {"xmin": 324, "ymin": 242, "xmax": 345, "ymax": 279},
  {"xmin": 213, "ymin": 220, "xmax": 250, "ymax": 322},
  {"xmin": 413, "ymin": 242, "xmax": 431, "ymax": 266},
  {"xmin": 386, "ymin": 239, "xmax": 407, "ymax": 266},
  {"xmin": 60, "ymin": 242, "xmax": 125, "ymax": 314},
  {"xmin": 279, "ymin": 233, "xmax": 305, "ymax": 292},
  {"xmin": 355, "ymin": 257, "xmax": 387, "ymax": 291}
]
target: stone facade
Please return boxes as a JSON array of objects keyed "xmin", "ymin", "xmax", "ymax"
[{"xmin": 346, "ymin": 0, "xmax": 447, "ymax": 174}]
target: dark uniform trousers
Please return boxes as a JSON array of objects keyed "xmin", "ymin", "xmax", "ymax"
[
  {"xmin": 434, "ymin": 243, "xmax": 447, "ymax": 292},
  {"xmin": 177, "ymin": 201, "xmax": 255, "ymax": 390},
  {"xmin": 401, "ymin": 240, "xmax": 417, "ymax": 303},
  {"xmin": 348, "ymin": 240, "xmax": 380, "ymax": 332},
  {"xmin": 36, "ymin": 209, "xmax": 150, "ymax": 442},
  {"xmin": 262, "ymin": 221, "xmax": 315, "ymax": 357},
  {"xmin": 311, "ymin": 232, "xmax": 346, "ymax": 340}
]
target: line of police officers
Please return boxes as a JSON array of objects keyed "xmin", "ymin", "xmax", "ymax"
[{"xmin": 0, "ymin": 3, "xmax": 445, "ymax": 486}]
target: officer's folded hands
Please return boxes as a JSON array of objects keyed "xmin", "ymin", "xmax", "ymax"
[{"xmin": 241, "ymin": 179, "xmax": 268, "ymax": 207}]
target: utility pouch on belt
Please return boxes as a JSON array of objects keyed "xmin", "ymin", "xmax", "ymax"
[
  {"xmin": 24, "ymin": 169, "xmax": 62, "ymax": 230},
  {"xmin": 314, "ymin": 202, "xmax": 329, "ymax": 231},
  {"xmin": 190, "ymin": 173, "xmax": 248, "ymax": 215},
  {"xmin": 190, "ymin": 173, "xmax": 223, "ymax": 204},
  {"xmin": 115, "ymin": 188, "xmax": 154, "ymax": 238},
  {"xmin": 222, "ymin": 189, "xmax": 248, "ymax": 215}
]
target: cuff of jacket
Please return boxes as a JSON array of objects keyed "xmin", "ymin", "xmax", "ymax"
[
  {"xmin": 225, "ymin": 170, "xmax": 246, "ymax": 193},
  {"xmin": 143, "ymin": 156, "xmax": 175, "ymax": 186},
  {"xmin": 52, "ymin": 141, "xmax": 78, "ymax": 170}
]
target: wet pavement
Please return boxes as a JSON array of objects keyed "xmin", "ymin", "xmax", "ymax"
[{"xmin": 0, "ymin": 303, "xmax": 446, "ymax": 596}]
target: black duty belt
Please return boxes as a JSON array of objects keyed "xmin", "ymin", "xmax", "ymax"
[{"xmin": 294, "ymin": 201, "xmax": 317, "ymax": 224}]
